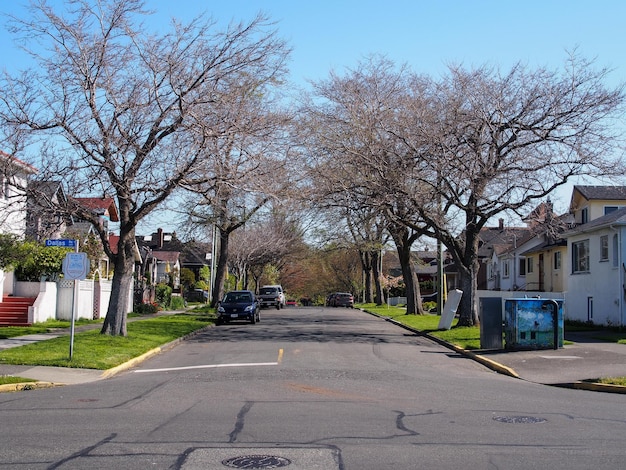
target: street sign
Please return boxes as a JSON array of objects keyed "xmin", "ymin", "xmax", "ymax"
[
  {"xmin": 62, "ymin": 252, "xmax": 89, "ymax": 280},
  {"xmin": 46, "ymin": 239, "xmax": 77, "ymax": 248}
]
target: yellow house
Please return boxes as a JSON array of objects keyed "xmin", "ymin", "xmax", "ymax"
[
  {"xmin": 569, "ymin": 185, "xmax": 626, "ymax": 225},
  {"xmin": 522, "ymin": 240, "xmax": 568, "ymax": 293}
]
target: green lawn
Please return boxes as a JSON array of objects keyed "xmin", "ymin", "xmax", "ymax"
[
  {"xmin": 359, "ymin": 303, "xmax": 481, "ymax": 350},
  {"xmin": 0, "ymin": 318, "xmax": 103, "ymax": 339},
  {"xmin": 0, "ymin": 313, "xmax": 215, "ymax": 370}
]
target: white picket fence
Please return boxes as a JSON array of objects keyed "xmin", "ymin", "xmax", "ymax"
[{"xmin": 8, "ymin": 278, "xmax": 119, "ymax": 323}]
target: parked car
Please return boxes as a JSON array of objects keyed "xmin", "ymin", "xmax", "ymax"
[
  {"xmin": 328, "ymin": 292, "xmax": 354, "ymax": 308},
  {"xmin": 258, "ymin": 285, "xmax": 285, "ymax": 309},
  {"xmin": 216, "ymin": 290, "xmax": 260, "ymax": 324}
]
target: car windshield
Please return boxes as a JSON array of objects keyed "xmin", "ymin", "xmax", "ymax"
[
  {"xmin": 260, "ymin": 288, "xmax": 277, "ymax": 295},
  {"xmin": 224, "ymin": 293, "xmax": 252, "ymax": 303}
]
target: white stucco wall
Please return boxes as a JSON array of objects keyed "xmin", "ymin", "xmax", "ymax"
[{"xmin": 566, "ymin": 227, "xmax": 625, "ymax": 326}]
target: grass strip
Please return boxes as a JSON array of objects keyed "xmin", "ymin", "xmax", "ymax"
[
  {"xmin": 0, "ymin": 319, "xmax": 103, "ymax": 339},
  {"xmin": 0, "ymin": 314, "xmax": 214, "ymax": 370},
  {"xmin": 359, "ymin": 303, "xmax": 481, "ymax": 350},
  {"xmin": 0, "ymin": 375, "xmax": 36, "ymax": 384}
]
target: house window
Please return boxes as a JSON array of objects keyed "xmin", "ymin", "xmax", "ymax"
[
  {"xmin": 600, "ymin": 235, "xmax": 609, "ymax": 261},
  {"xmin": 604, "ymin": 206, "xmax": 624, "ymax": 215},
  {"xmin": 518, "ymin": 257, "xmax": 526, "ymax": 276},
  {"xmin": 581, "ymin": 207, "xmax": 589, "ymax": 224},
  {"xmin": 613, "ymin": 234, "xmax": 619, "ymax": 267},
  {"xmin": 527, "ymin": 256, "xmax": 534, "ymax": 273},
  {"xmin": 554, "ymin": 251, "xmax": 561, "ymax": 270},
  {"xmin": 572, "ymin": 239, "xmax": 590, "ymax": 273},
  {"xmin": 502, "ymin": 260, "xmax": 509, "ymax": 278}
]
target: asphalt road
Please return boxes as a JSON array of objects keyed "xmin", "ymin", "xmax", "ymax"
[{"xmin": 1, "ymin": 306, "xmax": 626, "ymax": 469}]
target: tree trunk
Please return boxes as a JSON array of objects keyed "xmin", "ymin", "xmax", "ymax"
[
  {"xmin": 101, "ymin": 230, "xmax": 136, "ymax": 336},
  {"xmin": 210, "ymin": 228, "xmax": 230, "ymax": 307},
  {"xmin": 390, "ymin": 225, "xmax": 423, "ymax": 315},
  {"xmin": 396, "ymin": 239, "xmax": 423, "ymax": 315},
  {"xmin": 359, "ymin": 250, "xmax": 374, "ymax": 303},
  {"xmin": 457, "ymin": 262, "xmax": 480, "ymax": 326},
  {"xmin": 455, "ymin": 226, "xmax": 481, "ymax": 326},
  {"xmin": 372, "ymin": 250, "xmax": 383, "ymax": 305}
]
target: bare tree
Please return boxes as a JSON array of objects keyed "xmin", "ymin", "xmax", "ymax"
[
  {"xmin": 398, "ymin": 56, "xmax": 625, "ymax": 325},
  {"xmin": 0, "ymin": 0, "xmax": 290, "ymax": 335},
  {"xmin": 180, "ymin": 79, "xmax": 294, "ymax": 305},
  {"xmin": 301, "ymin": 56, "xmax": 433, "ymax": 314}
]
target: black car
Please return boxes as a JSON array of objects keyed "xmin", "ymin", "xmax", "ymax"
[{"xmin": 216, "ymin": 290, "xmax": 260, "ymax": 324}]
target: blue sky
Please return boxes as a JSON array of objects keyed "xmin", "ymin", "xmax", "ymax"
[
  {"xmin": 1, "ymin": 0, "xmax": 625, "ymax": 216},
  {"xmin": 2, "ymin": 1, "xmax": 625, "ymax": 86}
]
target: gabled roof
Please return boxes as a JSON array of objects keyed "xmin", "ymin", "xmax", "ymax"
[
  {"xmin": 29, "ymin": 180, "xmax": 65, "ymax": 201},
  {"xmin": 477, "ymin": 226, "xmax": 533, "ymax": 258},
  {"xmin": 570, "ymin": 186, "xmax": 626, "ymax": 214},
  {"xmin": 152, "ymin": 250, "xmax": 180, "ymax": 263},
  {"xmin": 0, "ymin": 150, "xmax": 38, "ymax": 175},
  {"xmin": 572, "ymin": 185, "xmax": 626, "ymax": 201},
  {"xmin": 73, "ymin": 197, "xmax": 119, "ymax": 222},
  {"xmin": 564, "ymin": 206, "xmax": 626, "ymax": 236},
  {"xmin": 109, "ymin": 233, "xmax": 142, "ymax": 261}
]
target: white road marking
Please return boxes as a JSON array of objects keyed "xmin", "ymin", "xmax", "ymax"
[
  {"xmin": 134, "ymin": 362, "xmax": 278, "ymax": 373},
  {"xmin": 538, "ymin": 356, "xmax": 581, "ymax": 359}
]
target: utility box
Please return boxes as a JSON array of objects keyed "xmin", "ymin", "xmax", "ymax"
[
  {"xmin": 479, "ymin": 297, "xmax": 503, "ymax": 350},
  {"xmin": 504, "ymin": 298, "xmax": 563, "ymax": 350}
]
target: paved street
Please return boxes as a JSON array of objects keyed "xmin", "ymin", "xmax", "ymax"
[{"xmin": 1, "ymin": 307, "xmax": 626, "ymax": 469}]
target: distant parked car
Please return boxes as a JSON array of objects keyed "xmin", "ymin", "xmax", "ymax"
[
  {"xmin": 328, "ymin": 292, "xmax": 354, "ymax": 308},
  {"xmin": 258, "ymin": 285, "xmax": 285, "ymax": 309},
  {"xmin": 286, "ymin": 299, "xmax": 298, "ymax": 307},
  {"xmin": 216, "ymin": 290, "xmax": 260, "ymax": 324}
]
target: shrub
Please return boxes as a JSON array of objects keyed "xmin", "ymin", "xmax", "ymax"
[
  {"xmin": 155, "ymin": 283, "xmax": 172, "ymax": 308},
  {"xmin": 134, "ymin": 302, "xmax": 159, "ymax": 315},
  {"xmin": 169, "ymin": 295, "xmax": 186, "ymax": 310}
]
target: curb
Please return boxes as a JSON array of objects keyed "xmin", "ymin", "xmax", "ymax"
[
  {"xmin": 0, "ymin": 324, "xmax": 215, "ymax": 392},
  {"xmin": 0, "ymin": 381, "xmax": 60, "ymax": 393},
  {"xmin": 100, "ymin": 324, "xmax": 214, "ymax": 379},
  {"xmin": 361, "ymin": 308, "xmax": 626, "ymax": 393}
]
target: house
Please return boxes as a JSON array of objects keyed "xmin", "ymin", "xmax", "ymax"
[
  {"xmin": 560, "ymin": 186, "xmax": 626, "ymax": 326},
  {"xmin": 72, "ymin": 197, "xmax": 119, "ymax": 235},
  {"xmin": 479, "ymin": 219, "xmax": 535, "ymax": 291},
  {"xmin": 136, "ymin": 228, "xmax": 211, "ymax": 288},
  {"xmin": 25, "ymin": 180, "xmax": 73, "ymax": 242},
  {"xmin": 0, "ymin": 151, "xmax": 37, "ymax": 236}
]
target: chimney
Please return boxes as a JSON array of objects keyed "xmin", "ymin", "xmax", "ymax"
[
  {"xmin": 498, "ymin": 218, "xmax": 504, "ymax": 230},
  {"xmin": 157, "ymin": 228, "xmax": 164, "ymax": 248}
]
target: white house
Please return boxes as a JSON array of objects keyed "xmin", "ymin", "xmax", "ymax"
[
  {"xmin": 563, "ymin": 206, "xmax": 626, "ymax": 326},
  {"xmin": 0, "ymin": 151, "xmax": 37, "ymax": 236}
]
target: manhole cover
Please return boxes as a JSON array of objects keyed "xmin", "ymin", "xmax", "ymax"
[
  {"xmin": 222, "ymin": 454, "xmax": 292, "ymax": 468},
  {"xmin": 493, "ymin": 415, "xmax": 547, "ymax": 424}
]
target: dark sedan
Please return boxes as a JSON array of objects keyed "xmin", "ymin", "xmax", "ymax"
[{"xmin": 216, "ymin": 290, "xmax": 260, "ymax": 324}]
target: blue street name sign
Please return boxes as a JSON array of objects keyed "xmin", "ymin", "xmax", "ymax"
[{"xmin": 45, "ymin": 239, "xmax": 77, "ymax": 248}]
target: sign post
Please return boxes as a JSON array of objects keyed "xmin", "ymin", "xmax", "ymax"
[{"xmin": 61, "ymin": 241, "xmax": 89, "ymax": 359}]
